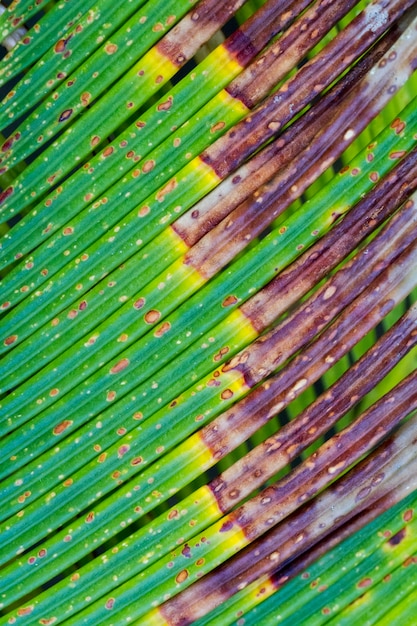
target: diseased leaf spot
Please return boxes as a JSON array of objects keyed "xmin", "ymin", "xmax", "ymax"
[
  {"xmin": 85, "ymin": 512, "xmax": 95, "ymax": 523},
  {"xmin": 118, "ymin": 444, "xmax": 130, "ymax": 458},
  {"xmin": 154, "ymin": 321, "xmax": 171, "ymax": 337},
  {"xmin": 175, "ymin": 569, "xmax": 189, "ymax": 583},
  {"xmin": 104, "ymin": 43, "xmax": 118, "ymax": 55},
  {"xmin": 222, "ymin": 295, "xmax": 238, "ymax": 307},
  {"xmin": 110, "ymin": 358, "xmax": 130, "ymax": 374},
  {"xmin": 157, "ymin": 96, "xmax": 173, "ymax": 112},
  {"xmin": 58, "ymin": 109, "xmax": 73, "ymax": 122},
  {"xmin": 4, "ymin": 334, "xmax": 18, "ymax": 346},
  {"xmin": 144, "ymin": 309, "xmax": 161, "ymax": 324},
  {"xmin": 133, "ymin": 297, "xmax": 145, "ymax": 310},
  {"xmin": 53, "ymin": 420, "xmax": 73, "ymax": 435},
  {"xmin": 105, "ymin": 598, "xmax": 115, "ymax": 610},
  {"xmin": 106, "ymin": 390, "xmax": 117, "ymax": 402}
]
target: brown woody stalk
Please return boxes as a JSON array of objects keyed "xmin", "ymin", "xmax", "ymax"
[
  {"xmin": 179, "ymin": 13, "xmax": 417, "ymax": 270},
  {"xmin": 160, "ymin": 415, "xmax": 417, "ymax": 624}
]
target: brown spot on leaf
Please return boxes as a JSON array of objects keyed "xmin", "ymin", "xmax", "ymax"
[
  {"xmin": 222, "ymin": 295, "xmax": 238, "ymax": 307},
  {"xmin": 388, "ymin": 527, "xmax": 407, "ymax": 546},
  {"xmin": 154, "ymin": 321, "xmax": 171, "ymax": 337},
  {"xmin": 53, "ymin": 420, "xmax": 73, "ymax": 435},
  {"xmin": 144, "ymin": 309, "xmax": 161, "ymax": 324},
  {"xmin": 110, "ymin": 358, "xmax": 130, "ymax": 374},
  {"xmin": 156, "ymin": 178, "xmax": 178, "ymax": 202},
  {"xmin": 4, "ymin": 334, "xmax": 18, "ymax": 346},
  {"xmin": 104, "ymin": 43, "xmax": 118, "ymax": 55},
  {"xmin": 58, "ymin": 109, "xmax": 73, "ymax": 122},
  {"xmin": 175, "ymin": 569, "xmax": 189, "ymax": 583},
  {"xmin": 157, "ymin": 96, "xmax": 173, "ymax": 111}
]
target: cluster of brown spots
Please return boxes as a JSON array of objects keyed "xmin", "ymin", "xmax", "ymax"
[
  {"xmin": 110, "ymin": 358, "xmax": 130, "ymax": 374},
  {"xmin": 53, "ymin": 420, "xmax": 73, "ymax": 435},
  {"xmin": 4, "ymin": 334, "xmax": 17, "ymax": 346},
  {"xmin": 213, "ymin": 346, "xmax": 229, "ymax": 362},
  {"xmin": 144, "ymin": 309, "xmax": 161, "ymax": 324},
  {"xmin": 104, "ymin": 43, "xmax": 118, "ymax": 55},
  {"xmin": 157, "ymin": 96, "xmax": 173, "ymax": 112},
  {"xmin": 156, "ymin": 178, "xmax": 178, "ymax": 202},
  {"xmin": 17, "ymin": 490, "xmax": 31, "ymax": 504},
  {"xmin": 391, "ymin": 117, "xmax": 406, "ymax": 134},
  {"xmin": 58, "ymin": 109, "xmax": 73, "ymax": 122},
  {"xmin": 154, "ymin": 321, "xmax": 171, "ymax": 337},
  {"xmin": 1, "ymin": 131, "xmax": 21, "ymax": 152}
]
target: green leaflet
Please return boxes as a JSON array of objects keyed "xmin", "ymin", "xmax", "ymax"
[
  {"xmin": 0, "ymin": 0, "xmax": 243, "ymax": 174},
  {"xmin": 0, "ymin": 0, "xmax": 149, "ymax": 118},
  {"xmin": 1, "ymin": 95, "xmax": 416, "ymax": 427},
  {"xmin": 196, "ymin": 487, "xmax": 417, "ymax": 626},
  {"xmin": 0, "ymin": 0, "xmax": 51, "ymax": 41},
  {"xmin": 250, "ymin": 489, "xmax": 417, "ymax": 626}
]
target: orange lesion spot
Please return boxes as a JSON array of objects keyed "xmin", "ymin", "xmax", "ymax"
[
  {"xmin": 104, "ymin": 42, "xmax": 118, "ymax": 55},
  {"xmin": 176, "ymin": 569, "xmax": 189, "ymax": 584},
  {"xmin": 157, "ymin": 96, "xmax": 173, "ymax": 112},
  {"xmin": 144, "ymin": 309, "xmax": 161, "ymax": 324},
  {"xmin": 154, "ymin": 321, "xmax": 171, "ymax": 337},
  {"xmin": 210, "ymin": 121, "xmax": 226, "ymax": 134},
  {"xmin": 81, "ymin": 92, "xmax": 92, "ymax": 106},
  {"xmin": 4, "ymin": 334, "xmax": 18, "ymax": 346},
  {"xmin": 156, "ymin": 178, "xmax": 178, "ymax": 202},
  {"xmin": 110, "ymin": 358, "xmax": 130, "ymax": 374},
  {"xmin": 53, "ymin": 420, "xmax": 73, "ymax": 435},
  {"xmin": 222, "ymin": 295, "xmax": 238, "ymax": 307}
]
